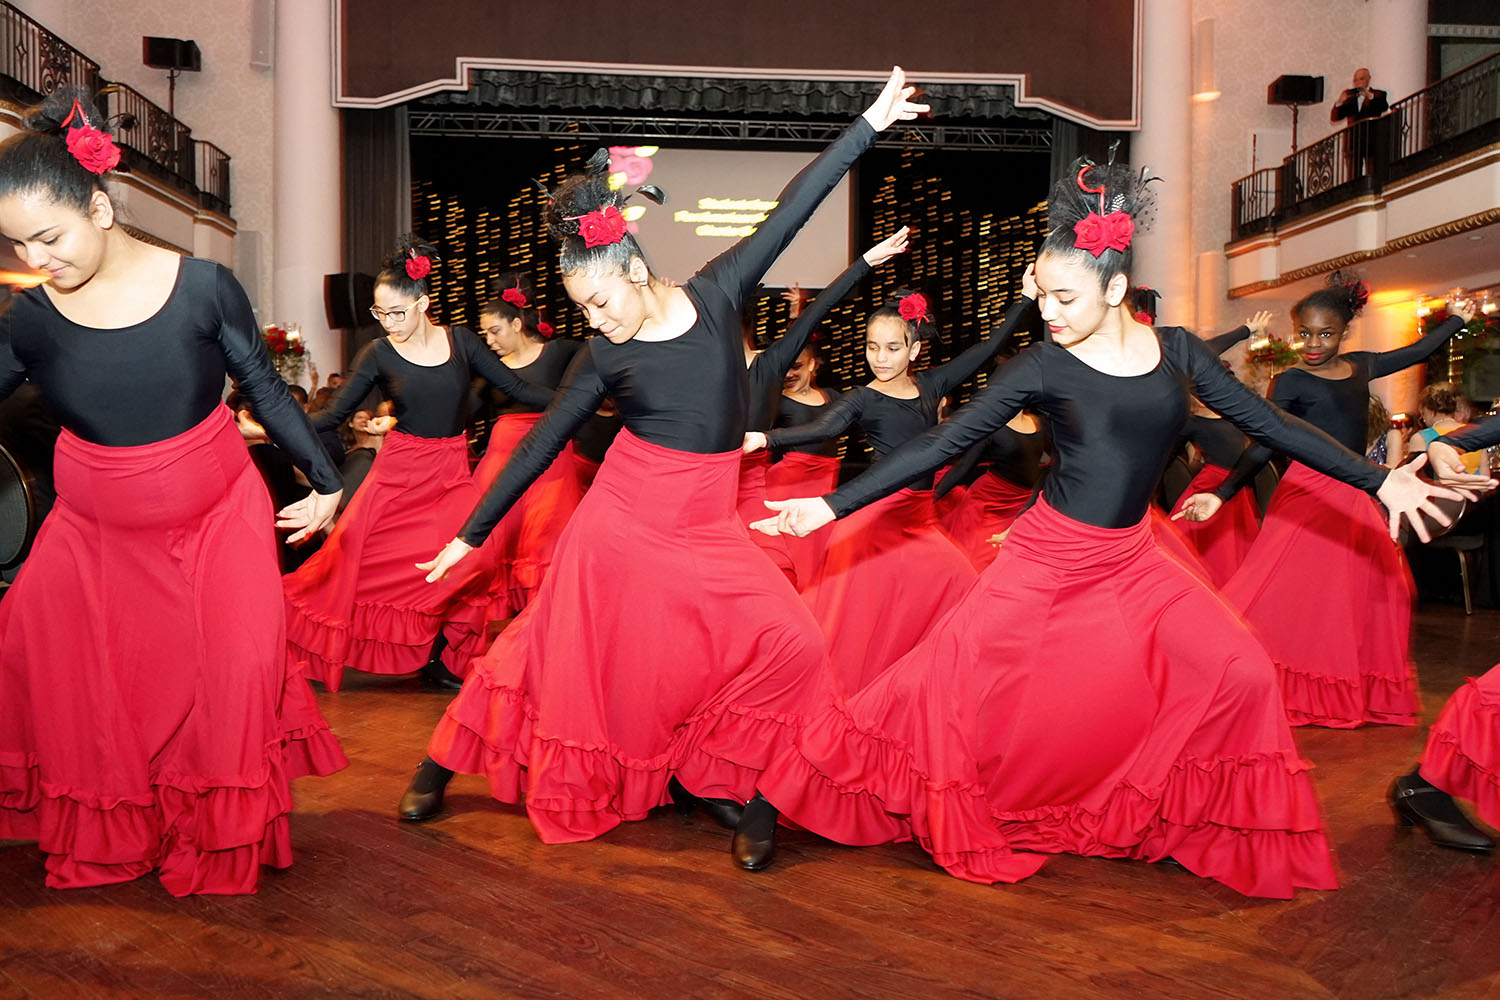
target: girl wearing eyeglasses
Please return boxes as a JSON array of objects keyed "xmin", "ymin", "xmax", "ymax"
[{"xmin": 282, "ymin": 238, "xmax": 555, "ymax": 693}]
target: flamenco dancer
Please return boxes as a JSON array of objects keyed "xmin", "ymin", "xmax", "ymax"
[
  {"xmin": 744, "ymin": 158, "xmax": 1470, "ymax": 894},
  {"xmin": 1179, "ymin": 280, "xmax": 1477, "ymax": 727},
  {"xmin": 283, "ymin": 239, "xmax": 555, "ymax": 692},
  {"xmin": 932, "ymin": 396, "xmax": 1048, "ymax": 570},
  {"xmin": 743, "ymin": 272, "xmax": 1035, "ymax": 693},
  {"xmin": 1166, "ymin": 401, "xmax": 1266, "ymax": 588},
  {"xmin": 1390, "ymin": 427, "xmax": 1500, "ymax": 853},
  {"xmin": 768, "ymin": 338, "xmax": 846, "ymax": 586},
  {"xmin": 738, "ymin": 227, "xmax": 911, "ymax": 583},
  {"xmin": 472, "ymin": 273, "xmax": 584, "ymax": 619},
  {"xmin": 0, "ymin": 90, "xmax": 346, "ymax": 895},
  {"xmin": 395, "ymin": 69, "xmax": 928, "ymax": 847}
]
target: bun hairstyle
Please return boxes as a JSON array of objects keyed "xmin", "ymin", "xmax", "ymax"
[
  {"xmin": 376, "ymin": 234, "xmax": 440, "ymax": 299},
  {"xmin": 480, "ymin": 270, "xmax": 552, "ymax": 338},
  {"xmin": 543, "ymin": 148, "xmax": 665, "ymax": 276},
  {"xmin": 1419, "ymin": 381, "xmax": 1463, "ymax": 419},
  {"xmin": 1039, "ymin": 144, "xmax": 1159, "ymax": 290},
  {"xmin": 0, "ymin": 85, "xmax": 121, "ymax": 214},
  {"xmin": 869, "ymin": 287, "xmax": 939, "ymax": 345},
  {"xmin": 1293, "ymin": 270, "xmax": 1370, "ymax": 326}
]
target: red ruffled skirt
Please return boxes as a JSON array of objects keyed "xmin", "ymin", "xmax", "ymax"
[
  {"xmin": 0, "ymin": 405, "xmax": 346, "ymax": 895},
  {"xmin": 1421, "ymin": 667, "xmax": 1500, "ymax": 829},
  {"xmin": 427, "ymin": 429, "xmax": 835, "ymax": 843},
  {"xmin": 1165, "ymin": 464, "xmax": 1261, "ymax": 588},
  {"xmin": 737, "ymin": 450, "xmax": 797, "ymax": 583},
  {"xmin": 1223, "ymin": 462, "xmax": 1417, "ymax": 728},
  {"xmin": 765, "ymin": 451, "xmax": 842, "ymax": 590},
  {"xmin": 283, "ymin": 431, "xmax": 492, "ymax": 691},
  {"xmin": 575, "ymin": 455, "xmax": 603, "ymax": 492},
  {"xmin": 800, "ymin": 488, "xmax": 977, "ymax": 695},
  {"xmin": 759, "ymin": 494, "xmax": 1337, "ymax": 899},
  {"xmin": 940, "ymin": 472, "xmax": 1034, "ymax": 571},
  {"xmin": 471, "ymin": 412, "xmax": 584, "ymax": 620}
]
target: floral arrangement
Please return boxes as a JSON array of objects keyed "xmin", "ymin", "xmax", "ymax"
[
  {"xmin": 263, "ymin": 324, "xmax": 306, "ymax": 380},
  {"xmin": 1246, "ymin": 337, "xmax": 1301, "ymax": 368}
]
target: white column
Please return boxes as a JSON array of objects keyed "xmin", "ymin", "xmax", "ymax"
[
  {"xmin": 272, "ymin": 0, "xmax": 341, "ymax": 383},
  {"xmin": 1366, "ymin": 0, "xmax": 1428, "ymax": 104},
  {"xmin": 1131, "ymin": 0, "xmax": 1193, "ymax": 327}
]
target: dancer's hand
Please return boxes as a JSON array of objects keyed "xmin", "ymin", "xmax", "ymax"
[
  {"xmin": 278, "ymin": 489, "xmax": 341, "ymax": 545},
  {"xmin": 751, "ymin": 497, "xmax": 836, "ymax": 537},
  {"xmin": 370, "ymin": 415, "xmax": 397, "ymax": 434},
  {"xmin": 1425, "ymin": 440, "xmax": 1498, "ymax": 489},
  {"xmin": 742, "ymin": 431, "xmax": 769, "ymax": 454},
  {"xmin": 986, "ymin": 528, "xmax": 1011, "ymax": 549},
  {"xmin": 418, "ymin": 538, "xmax": 475, "ymax": 583},
  {"xmin": 1452, "ymin": 299, "xmax": 1478, "ymax": 323},
  {"xmin": 864, "ymin": 226, "xmax": 911, "ymax": 268},
  {"xmin": 1377, "ymin": 454, "xmax": 1484, "ymax": 543},
  {"xmin": 1246, "ymin": 310, "xmax": 1273, "ymax": 339},
  {"xmin": 1172, "ymin": 493, "xmax": 1224, "ymax": 523},
  {"xmin": 1022, "ymin": 261, "xmax": 1038, "ymax": 300},
  {"xmin": 862, "ymin": 66, "xmax": 929, "ymax": 132},
  {"xmin": 781, "ymin": 284, "xmax": 805, "ymax": 318}
]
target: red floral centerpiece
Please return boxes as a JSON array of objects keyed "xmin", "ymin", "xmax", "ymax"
[{"xmin": 263, "ymin": 324, "xmax": 307, "ymax": 380}]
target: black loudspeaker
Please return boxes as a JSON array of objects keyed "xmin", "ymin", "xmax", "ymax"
[
  {"xmin": 142, "ymin": 37, "xmax": 202, "ymax": 72},
  {"xmin": 324, "ymin": 272, "xmax": 376, "ymax": 330},
  {"xmin": 1268, "ymin": 75, "xmax": 1324, "ymax": 107}
]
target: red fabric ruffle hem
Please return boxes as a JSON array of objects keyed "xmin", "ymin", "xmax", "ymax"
[
  {"xmin": 938, "ymin": 472, "xmax": 1034, "ymax": 571},
  {"xmin": 470, "ymin": 411, "xmax": 584, "ymax": 620},
  {"xmin": 1163, "ymin": 463, "xmax": 1261, "ymax": 588},
  {"xmin": 283, "ymin": 431, "xmax": 493, "ymax": 691},
  {"xmin": 0, "ymin": 406, "xmax": 344, "ymax": 895},
  {"xmin": 1421, "ymin": 667, "xmax": 1500, "ymax": 830},
  {"xmin": 428, "ymin": 429, "xmax": 835, "ymax": 843},
  {"xmin": 738, "ymin": 450, "xmax": 797, "ymax": 584},
  {"xmin": 765, "ymin": 451, "xmax": 842, "ymax": 589},
  {"xmin": 758, "ymin": 494, "xmax": 1338, "ymax": 898},
  {"xmin": 1223, "ymin": 462, "xmax": 1417, "ymax": 728}
]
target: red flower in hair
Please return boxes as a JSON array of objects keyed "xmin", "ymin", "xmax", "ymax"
[
  {"xmin": 536, "ymin": 321, "xmax": 555, "ymax": 338},
  {"xmin": 897, "ymin": 292, "xmax": 928, "ymax": 323},
  {"xmin": 65, "ymin": 125, "xmax": 121, "ymax": 175},
  {"xmin": 405, "ymin": 255, "xmax": 431, "ymax": 281},
  {"xmin": 578, "ymin": 206, "xmax": 628, "ymax": 248},
  {"xmin": 1133, "ymin": 311, "xmax": 1153, "ymax": 324},
  {"xmin": 501, "ymin": 287, "xmax": 529, "ymax": 309},
  {"xmin": 1072, "ymin": 211, "xmax": 1134, "ymax": 258}
]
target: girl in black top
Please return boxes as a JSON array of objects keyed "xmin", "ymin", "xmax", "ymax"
[
  {"xmin": 767, "ymin": 329, "xmax": 847, "ymax": 588},
  {"xmin": 745, "ymin": 157, "xmax": 1473, "ymax": 894},
  {"xmin": 0, "ymin": 89, "xmax": 345, "ymax": 895},
  {"xmin": 397, "ymin": 70, "xmax": 928, "ymax": 865},
  {"xmin": 932, "ymin": 396, "xmax": 1049, "ymax": 570},
  {"xmin": 1180, "ymin": 280, "xmax": 1475, "ymax": 728},
  {"xmin": 471, "ymin": 273, "xmax": 584, "ymax": 618},
  {"xmin": 283, "ymin": 238, "xmax": 556, "ymax": 693}
]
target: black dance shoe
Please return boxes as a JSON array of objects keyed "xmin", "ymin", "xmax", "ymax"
[
  {"xmin": 419, "ymin": 658, "xmax": 465, "ymax": 691},
  {"xmin": 731, "ymin": 794, "xmax": 778, "ymax": 871},
  {"xmin": 1390, "ymin": 771, "xmax": 1494, "ymax": 853},
  {"xmin": 398, "ymin": 758, "xmax": 454, "ymax": 822},
  {"xmin": 668, "ymin": 776, "xmax": 745, "ymax": 830}
]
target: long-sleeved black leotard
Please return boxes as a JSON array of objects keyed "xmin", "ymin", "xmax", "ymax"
[
  {"xmin": 1204, "ymin": 324, "xmax": 1251, "ymax": 356},
  {"xmin": 765, "ymin": 296, "xmax": 1033, "ymax": 490},
  {"xmin": 934, "ymin": 420, "xmax": 1048, "ymax": 499},
  {"xmin": 457, "ymin": 117, "xmax": 878, "ymax": 546},
  {"xmin": 1217, "ymin": 315, "xmax": 1464, "ymax": 497},
  {"xmin": 484, "ymin": 339, "xmax": 582, "ymax": 416},
  {"xmin": 745, "ymin": 257, "xmax": 872, "ymax": 431},
  {"xmin": 1181, "ymin": 415, "xmax": 1249, "ymax": 470},
  {"xmin": 775, "ymin": 390, "xmax": 845, "ymax": 459},
  {"xmin": 0, "ymin": 256, "xmax": 342, "ymax": 494},
  {"xmin": 313, "ymin": 326, "xmax": 554, "ymax": 438},
  {"xmin": 1436, "ymin": 413, "xmax": 1500, "ymax": 453},
  {"xmin": 822, "ymin": 327, "xmax": 1388, "ymax": 527}
]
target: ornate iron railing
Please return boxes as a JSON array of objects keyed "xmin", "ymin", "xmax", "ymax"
[
  {"xmin": 0, "ymin": 2, "xmax": 100, "ymax": 105},
  {"xmin": 1386, "ymin": 50, "xmax": 1500, "ymax": 170},
  {"xmin": 102, "ymin": 82, "xmax": 195, "ymax": 194},
  {"xmin": 1231, "ymin": 166, "xmax": 1280, "ymax": 238},
  {"xmin": 194, "ymin": 140, "xmax": 231, "ymax": 215}
]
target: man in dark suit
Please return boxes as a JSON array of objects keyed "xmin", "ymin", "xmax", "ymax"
[{"xmin": 1331, "ymin": 68, "xmax": 1389, "ymax": 177}]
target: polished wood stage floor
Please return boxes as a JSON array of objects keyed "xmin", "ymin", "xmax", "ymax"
[{"xmin": 6, "ymin": 603, "xmax": 1500, "ymax": 999}]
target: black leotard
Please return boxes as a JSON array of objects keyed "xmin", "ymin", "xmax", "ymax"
[
  {"xmin": 313, "ymin": 326, "xmax": 554, "ymax": 438},
  {"xmin": 776, "ymin": 391, "xmax": 844, "ymax": 458},
  {"xmin": 485, "ymin": 339, "xmax": 582, "ymax": 415},
  {"xmin": 1181, "ymin": 415, "xmax": 1249, "ymax": 469},
  {"xmin": 765, "ymin": 296, "xmax": 1033, "ymax": 490},
  {"xmin": 746, "ymin": 257, "xmax": 871, "ymax": 431},
  {"xmin": 0, "ymin": 256, "xmax": 342, "ymax": 494},
  {"xmin": 823, "ymin": 326, "xmax": 1388, "ymax": 527},
  {"xmin": 934, "ymin": 421, "xmax": 1048, "ymax": 499},
  {"xmin": 457, "ymin": 117, "xmax": 878, "ymax": 546},
  {"xmin": 1218, "ymin": 315, "xmax": 1463, "ymax": 495},
  {"xmin": 1205, "ymin": 324, "xmax": 1251, "ymax": 356}
]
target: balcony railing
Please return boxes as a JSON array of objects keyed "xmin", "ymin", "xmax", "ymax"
[
  {"xmin": 195, "ymin": 140, "xmax": 231, "ymax": 216},
  {"xmin": 102, "ymin": 81, "xmax": 195, "ymax": 195},
  {"xmin": 0, "ymin": 2, "xmax": 100, "ymax": 105},
  {"xmin": 1229, "ymin": 50, "xmax": 1500, "ymax": 242}
]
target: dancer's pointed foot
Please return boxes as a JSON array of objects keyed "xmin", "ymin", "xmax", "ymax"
[
  {"xmin": 419, "ymin": 658, "xmax": 464, "ymax": 691},
  {"xmin": 398, "ymin": 758, "xmax": 454, "ymax": 821},
  {"xmin": 732, "ymin": 793, "xmax": 778, "ymax": 871},
  {"xmin": 1390, "ymin": 770, "xmax": 1494, "ymax": 853}
]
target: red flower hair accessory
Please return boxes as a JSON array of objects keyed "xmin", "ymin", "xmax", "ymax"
[
  {"xmin": 1133, "ymin": 311, "xmax": 1153, "ymax": 324},
  {"xmin": 405, "ymin": 254, "xmax": 432, "ymax": 281},
  {"xmin": 59, "ymin": 100, "xmax": 120, "ymax": 175},
  {"xmin": 501, "ymin": 286, "xmax": 529, "ymax": 309},
  {"xmin": 536, "ymin": 321, "xmax": 555, "ymax": 338},
  {"xmin": 1072, "ymin": 211, "xmax": 1134, "ymax": 258},
  {"xmin": 575, "ymin": 206, "xmax": 628, "ymax": 248},
  {"xmin": 897, "ymin": 292, "xmax": 929, "ymax": 323}
]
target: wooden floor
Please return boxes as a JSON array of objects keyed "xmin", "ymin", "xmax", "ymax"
[{"xmin": 6, "ymin": 605, "xmax": 1500, "ymax": 999}]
